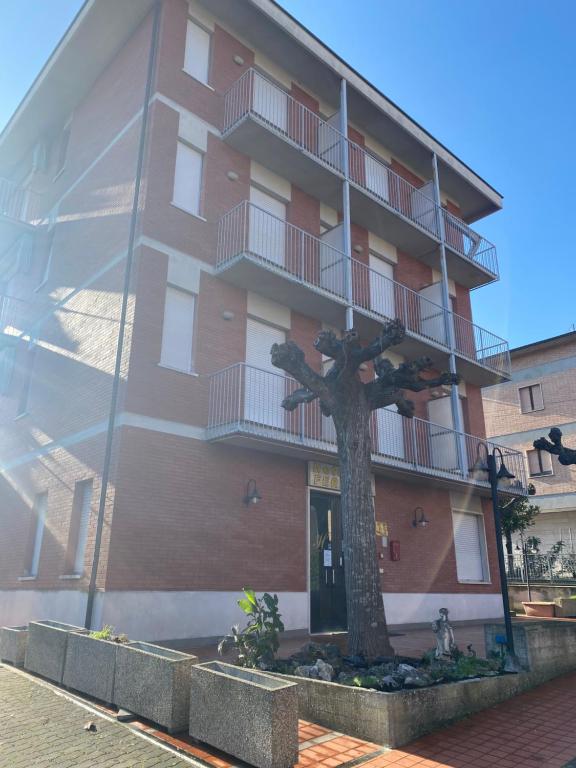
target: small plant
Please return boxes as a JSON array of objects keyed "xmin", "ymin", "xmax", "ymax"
[
  {"xmin": 88, "ymin": 625, "xmax": 129, "ymax": 643},
  {"xmin": 218, "ymin": 588, "xmax": 285, "ymax": 668},
  {"xmin": 526, "ymin": 536, "xmax": 541, "ymax": 553}
]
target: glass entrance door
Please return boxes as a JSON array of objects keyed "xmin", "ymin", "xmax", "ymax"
[{"xmin": 309, "ymin": 491, "xmax": 347, "ymax": 634}]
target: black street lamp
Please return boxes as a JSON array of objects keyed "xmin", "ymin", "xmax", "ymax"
[{"xmin": 473, "ymin": 443, "xmax": 520, "ymax": 669}]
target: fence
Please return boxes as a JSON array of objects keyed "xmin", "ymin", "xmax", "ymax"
[{"xmin": 506, "ymin": 553, "xmax": 576, "ymax": 584}]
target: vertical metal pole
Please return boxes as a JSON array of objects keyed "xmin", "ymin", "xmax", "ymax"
[
  {"xmin": 488, "ymin": 453, "xmax": 516, "ymax": 657},
  {"xmin": 431, "ymin": 153, "xmax": 467, "ymax": 475},
  {"xmin": 339, "ymin": 79, "xmax": 353, "ymax": 331}
]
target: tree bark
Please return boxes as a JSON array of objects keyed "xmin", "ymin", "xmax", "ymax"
[{"xmin": 334, "ymin": 381, "xmax": 394, "ymax": 658}]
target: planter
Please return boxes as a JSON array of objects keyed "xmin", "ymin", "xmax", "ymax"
[
  {"xmin": 0, "ymin": 625, "xmax": 28, "ymax": 667},
  {"xmin": 522, "ymin": 601, "xmax": 556, "ymax": 618},
  {"xmin": 554, "ymin": 598, "xmax": 576, "ymax": 618},
  {"xmin": 62, "ymin": 633, "xmax": 119, "ymax": 703},
  {"xmin": 24, "ymin": 621, "xmax": 87, "ymax": 683},
  {"xmin": 189, "ymin": 662, "xmax": 298, "ymax": 768},
  {"xmin": 114, "ymin": 642, "xmax": 197, "ymax": 733}
]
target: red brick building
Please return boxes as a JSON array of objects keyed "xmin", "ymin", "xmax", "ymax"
[{"xmin": 0, "ymin": 0, "xmax": 527, "ymax": 642}]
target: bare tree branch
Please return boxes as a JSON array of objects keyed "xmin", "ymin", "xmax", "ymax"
[
  {"xmin": 314, "ymin": 330, "xmax": 343, "ymax": 360},
  {"xmin": 355, "ymin": 319, "xmax": 406, "ymax": 364},
  {"xmin": 282, "ymin": 387, "xmax": 319, "ymax": 412},
  {"xmin": 534, "ymin": 427, "xmax": 576, "ymax": 466}
]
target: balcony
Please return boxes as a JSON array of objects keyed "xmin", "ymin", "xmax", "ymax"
[
  {"xmin": 217, "ymin": 202, "xmax": 510, "ymax": 384},
  {"xmin": 0, "ymin": 177, "xmax": 42, "ymax": 255},
  {"xmin": 0, "ymin": 294, "xmax": 28, "ymax": 347},
  {"xmin": 207, "ymin": 363, "xmax": 528, "ymax": 496},
  {"xmin": 222, "ymin": 69, "xmax": 498, "ymax": 288}
]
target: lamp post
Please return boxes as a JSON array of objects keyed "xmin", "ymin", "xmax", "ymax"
[{"xmin": 473, "ymin": 443, "xmax": 520, "ymax": 667}]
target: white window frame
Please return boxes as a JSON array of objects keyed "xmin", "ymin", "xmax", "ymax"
[
  {"xmin": 518, "ymin": 383, "xmax": 544, "ymax": 413},
  {"xmin": 71, "ymin": 480, "xmax": 93, "ymax": 576},
  {"xmin": 526, "ymin": 448, "xmax": 554, "ymax": 477},
  {"xmin": 27, "ymin": 493, "xmax": 47, "ymax": 578},
  {"xmin": 183, "ymin": 18, "xmax": 212, "ymax": 87},
  {"xmin": 159, "ymin": 285, "xmax": 197, "ymax": 374},
  {"xmin": 172, "ymin": 141, "xmax": 204, "ymax": 217},
  {"xmin": 451, "ymin": 508, "xmax": 491, "ymax": 585}
]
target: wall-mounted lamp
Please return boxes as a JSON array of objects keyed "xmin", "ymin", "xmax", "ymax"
[
  {"xmin": 243, "ymin": 479, "xmax": 262, "ymax": 505},
  {"xmin": 226, "ymin": 170, "xmax": 239, "ymax": 181},
  {"xmin": 233, "ymin": 54, "xmax": 245, "ymax": 66},
  {"xmin": 412, "ymin": 506, "xmax": 429, "ymax": 528}
]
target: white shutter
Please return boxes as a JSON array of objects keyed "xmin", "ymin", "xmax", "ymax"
[
  {"xmin": 376, "ymin": 403, "xmax": 405, "ymax": 459},
  {"xmin": 245, "ymin": 319, "xmax": 285, "ymax": 427},
  {"xmin": 452, "ymin": 511, "xmax": 486, "ymax": 582},
  {"xmin": 519, "ymin": 387, "xmax": 532, "ymax": 413},
  {"xmin": 173, "ymin": 142, "xmax": 202, "ymax": 215},
  {"xmin": 369, "ymin": 254, "xmax": 395, "ymax": 319},
  {"xmin": 184, "ymin": 20, "xmax": 210, "ymax": 83},
  {"xmin": 527, "ymin": 449, "xmax": 552, "ymax": 476},
  {"xmin": 253, "ymin": 72, "xmax": 288, "ymax": 131},
  {"xmin": 73, "ymin": 481, "xmax": 93, "ymax": 575},
  {"xmin": 29, "ymin": 493, "xmax": 47, "ymax": 577},
  {"xmin": 249, "ymin": 188, "xmax": 286, "ymax": 266},
  {"xmin": 427, "ymin": 396, "xmax": 461, "ymax": 471},
  {"xmin": 365, "ymin": 154, "xmax": 389, "ymax": 202},
  {"xmin": 418, "ymin": 281, "xmax": 449, "ymax": 346},
  {"xmin": 160, "ymin": 287, "xmax": 195, "ymax": 372},
  {"xmin": 531, "ymin": 385, "xmax": 544, "ymax": 410}
]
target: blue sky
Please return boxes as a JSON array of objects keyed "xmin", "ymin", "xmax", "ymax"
[{"xmin": 1, "ymin": 0, "xmax": 574, "ymax": 348}]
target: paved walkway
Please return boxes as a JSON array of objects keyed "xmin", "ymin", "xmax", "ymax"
[{"xmin": 2, "ymin": 661, "xmax": 576, "ymax": 768}]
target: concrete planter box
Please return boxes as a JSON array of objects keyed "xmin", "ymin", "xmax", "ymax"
[
  {"xmin": 114, "ymin": 642, "xmax": 197, "ymax": 733},
  {"xmin": 62, "ymin": 633, "xmax": 119, "ymax": 703},
  {"xmin": 0, "ymin": 625, "xmax": 28, "ymax": 666},
  {"xmin": 189, "ymin": 662, "xmax": 298, "ymax": 768},
  {"xmin": 554, "ymin": 598, "xmax": 576, "ymax": 618},
  {"xmin": 24, "ymin": 621, "xmax": 87, "ymax": 684},
  {"xmin": 522, "ymin": 601, "xmax": 556, "ymax": 617}
]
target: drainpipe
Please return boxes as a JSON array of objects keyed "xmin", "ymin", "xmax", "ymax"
[
  {"xmin": 339, "ymin": 79, "xmax": 353, "ymax": 331},
  {"xmin": 84, "ymin": 1, "xmax": 161, "ymax": 630},
  {"xmin": 431, "ymin": 152, "xmax": 467, "ymax": 476}
]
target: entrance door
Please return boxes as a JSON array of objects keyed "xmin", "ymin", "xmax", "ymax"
[
  {"xmin": 309, "ymin": 491, "xmax": 347, "ymax": 634},
  {"xmin": 245, "ymin": 318, "xmax": 286, "ymax": 428},
  {"xmin": 369, "ymin": 254, "xmax": 395, "ymax": 319},
  {"xmin": 249, "ymin": 187, "xmax": 286, "ymax": 267}
]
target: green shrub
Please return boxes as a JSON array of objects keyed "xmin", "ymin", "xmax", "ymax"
[{"xmin": 218, "ymin": 588, "xmax": 285, "ymax": 668}]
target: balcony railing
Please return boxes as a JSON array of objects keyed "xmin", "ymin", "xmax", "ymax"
[
  {"xmin": 0, "ymin": 294, "xmax": 28, "ymax": 343},
  {"xmin": 506, "ymin": 553, "xmax": 576, "ymax": 584},
  {"xmin": 223, "ymin": 69, "xmax": 498, "ymax": 279},
  {"xmin": 207, "ymin": 362, "xmax": 527, "ymax": 493},
  {"xmin": 217, "ymin": 202, "xmax": 511, "ymax": 379},
  {"xmin": 0, "ymin": 177, "xmax": 41, "ymax": 225}
]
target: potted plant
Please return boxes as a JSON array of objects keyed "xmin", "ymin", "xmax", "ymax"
[{"xmin": 63, "ymin": 625, "xmax": 128, "ymax": 704}]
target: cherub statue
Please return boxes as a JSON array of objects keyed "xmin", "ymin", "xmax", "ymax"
[
  {"xmin": 432, "ymin": 608, "xmax": 456, "ymax": 658},
  {"xmin": 533, "ymin": 428, "xmax": 576, "ymax": 466}
]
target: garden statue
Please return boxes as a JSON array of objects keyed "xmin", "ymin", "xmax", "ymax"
[
  {"xmin": 533, "ymin": 427, "xmax": 576, "ymax": 466},
  {"xmin": 432, "ymin": 608, "xmax": 456, "ymax": 658}
]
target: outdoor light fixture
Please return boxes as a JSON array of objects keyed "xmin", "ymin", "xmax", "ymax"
[
  {"xmin": 412, "ymin": 506, "xmax": 429, "ymax": 528},
  {"xmin": 243, "ymin": 479, "xmax": 262, "ymax": 505}
]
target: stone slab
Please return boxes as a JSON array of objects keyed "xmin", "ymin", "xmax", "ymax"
[
  {"xmin": 0, "ymin": 626, "xmax": 28, "ymax": 666},
  {"xmin": 25, "ymin": 621, "xmax": 87, "ymax": 684},
  {"xmin": 189, "ymin": 662, "xmax": 298, "ymax": 768},
  {"xmin": 114, "ymin": 642, "xmax": 197, "ymax": 733},
  {"xmin": 62, "ymin": 633, "xmax": 119, "ymax": 703}
]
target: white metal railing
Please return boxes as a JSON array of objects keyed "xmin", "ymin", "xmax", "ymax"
[
  {"xmin": 223, "ymin": 69, "xmax": 498, "ymax": 278},
  {"xmin": 0, "ymin": 294, "xmax": 27, "ymax": 341},
  {"xmin": 506, "ymin": 553, "xmax": 576, "ymax": 583},
  {"xmin": 223, "ymin": 69, "xmax": 345, "ymax": 175},
  {"xmin": 217, "ymin": 202, "xmax": 510, "ymax": 378},
  {"xmin": 0, "ymin": 177, "xmax": 41, "ymax": 225},
  {"xmin": 207, "ymin": 362, "xmax": 527, "ymax": 492}
]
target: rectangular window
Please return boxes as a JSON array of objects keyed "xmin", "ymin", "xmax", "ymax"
[
  {"xmin": 527, "ymin": 448, "xmax": 553, "ymax": 477},
  {"xmin": 172, "ymin": 142, "xmax": 203, "ymax": 215},
  {"xmin": 66, "ymin": 480, "xmax": 93, "ymax": 576},
  {"xmin": 184, "ymin": 19, "xmax": 211, "ymax": 84},
  {"xmin": 519, "ymin": 383, "xmax": 544, "ymax": 413},
  {"xmin": 26, "ymin": 493, "xmax": 47, "ymax": 578},
  {"xmin": 160, "ymin": 286, "xmax": 196, "ymax": 372},
  {"xmin": 452, "ymin": 510, "xmax": 489, "ymax": 583}
]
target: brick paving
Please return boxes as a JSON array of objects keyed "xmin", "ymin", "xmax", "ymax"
[{"xmin": 2, "ymin": 661, "xmax": 576, "ymax": 767}]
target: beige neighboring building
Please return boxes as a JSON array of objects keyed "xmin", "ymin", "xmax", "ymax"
[{"xmin": 483, "ymin": 331, "xmax": 576, "ymax": 553}]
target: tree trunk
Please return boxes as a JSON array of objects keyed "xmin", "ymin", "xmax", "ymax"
[
  {"xmin": 505, "ymin": 532, "xmax": 513, "ymax": 557},
  {"xmin": 335, "ymin": 389, "xmax": 394, "ymax": 659}
]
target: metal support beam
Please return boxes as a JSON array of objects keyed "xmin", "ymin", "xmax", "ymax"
[
  {"xmin": 431, "ymin": 152, "xmax": 467, "ymax": 475},
  {"xmin": 339, "ymin": 79, "xmax": 353, "ymax": 331}
]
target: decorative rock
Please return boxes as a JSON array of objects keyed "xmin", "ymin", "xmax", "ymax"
[
  {"xmin": 114, "ymin": 642, "xmax": 197, "ymax": 733},
  {"xmin": 62, "ymin": 633, "xmax": 119, "ymax": 703},
  {"xmin": 25, "ymin": 621, "xmax": 87, "ymax": 684},
  {"xmin": 396, "ymin": 663, "xmax": 418, "ymax": 676},
  {"xmin": 379, "ymin": 675, "xmax": 401, "ymax": 690},
  {"xmin": 189, "ymin": 661, "xmax": 298, "ymax": 768},
  {"xmin": 404, "ymin": 675, "xmax": 432, "ymax": 688},
  {"xmin": 295, "ymin": 659, "xmax": 334, "ymax": 682},
  {"xmin": 0, "ymin": 625, "xmax": 28, "ymax": 667}
]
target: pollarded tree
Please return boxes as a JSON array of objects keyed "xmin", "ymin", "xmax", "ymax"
[{"xmin": 271, "ymin": 319, "xmax": 460, "ymax": 659}]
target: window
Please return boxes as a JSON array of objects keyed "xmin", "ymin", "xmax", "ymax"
[
  {"xmin": 160, "ymin": 286, "xmax": 196, "ymax": 372},
  {"xmin": 172, "ymin": 142, "xmax": 203, "ymax": 215},
  {"xmin": 26, "ymin": 493, "xmax": 47, "ymax": 578},
  {"xmin": 452, "ymin": 511, "xmax": 489, "ymax": 583},
  {"xmin": 54, "ymin": 122, "xmax": 71, "ymax": 178},
  {"xmin": 16, "ymin": 343, "xmax": 37, "ymax": 417},
  {"xmin": 519, "ymin": 383, "xmax": 544, "ymax": 413},
  {"xmin": 65, "ymin": 480, "xmax": 93, "ymax": 576},
  {"xmin": 527, "ymin": 448, "xmax": 553, "ymax": 477},
  {"xmin": 184, "ymin": 20, "xmax": 211, "ymax": 84}
]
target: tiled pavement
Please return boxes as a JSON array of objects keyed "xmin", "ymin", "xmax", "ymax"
[{"xmin": 2, "ymin": 662, "xmax": 576, "ymax": 768}]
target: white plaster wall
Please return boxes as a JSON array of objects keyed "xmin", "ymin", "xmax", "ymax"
[
  {"xmin": 383, "ymin": 593, "xmax": 504, "ymax": 625},
  {"xmin": 0, "ymin": 590, "xmax": 87, "ymax": 628}
]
